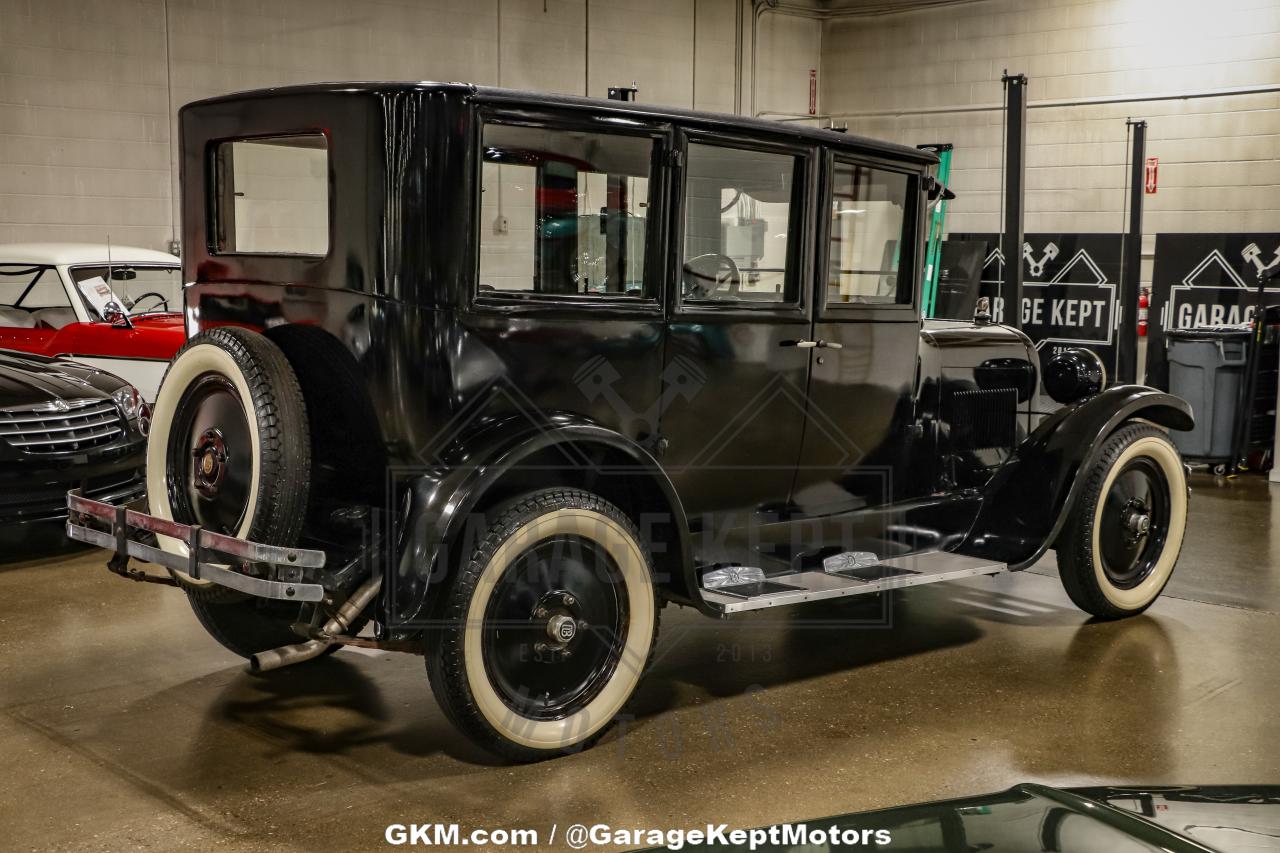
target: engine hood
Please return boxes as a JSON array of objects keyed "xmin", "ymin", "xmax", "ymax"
[{"xmin": 0, "ymin": 349, "xmax": 122, "ymax": 408}]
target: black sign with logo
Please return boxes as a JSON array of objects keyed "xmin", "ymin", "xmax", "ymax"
[
  {"xmin": 1146, "ymin": 233, "xmax": 1280, "ymax": 390},
  {"xmin": 946, "ymin": 233, "xmax": 1123, "ymax": 375}
]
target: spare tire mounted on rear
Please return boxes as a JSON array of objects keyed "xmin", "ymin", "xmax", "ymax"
[{"xmin": 146, "ymin": 326, "xmax": 311, "ymax": 601}]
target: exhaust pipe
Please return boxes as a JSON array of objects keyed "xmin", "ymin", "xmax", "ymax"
[{"xmin": 250, "ymin": 574, "xmax": 382, "ymax": 673}]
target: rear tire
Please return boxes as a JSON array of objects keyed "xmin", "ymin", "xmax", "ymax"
[
  {"xmin": 1057, "ymin": 423, "xmax": 1187, "ymax": 619},
  {"xmin": 146, "ymin": 326, "xmax": 310, "ymax": 604},
  {"xmin": 425, "ymin": 489, "xmax": 659, "ymax": 762}
]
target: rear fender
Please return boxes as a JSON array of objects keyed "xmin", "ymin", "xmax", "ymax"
[
  {"xmin": 387, "ymin": 416, "xmax": 696, "ymax": 634},
  {"xmin": 961, "ymin": 385, "xmax": 1193, "ymax": 569}
]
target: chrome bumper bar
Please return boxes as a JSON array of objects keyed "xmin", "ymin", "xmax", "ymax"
[{"xmin": 65, "ymin": 489, "xmax": 327, "ymax": 602}]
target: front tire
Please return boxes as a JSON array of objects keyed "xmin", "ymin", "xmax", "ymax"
[
  {"xmin": 1057, "ymin": 422, "xmax": 1188, "ymax": 618},
  {"xmin": 426, "ymin": 489, "xmax": 659, "ymax": 762}
]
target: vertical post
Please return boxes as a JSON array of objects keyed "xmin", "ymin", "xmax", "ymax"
[
  {"xmin": 1001, "ymin": 72, "xmax": 1027, "ymax": 327},
  {"xmin": 1118, "ymin": 119, "xmax": 1147, "ymax": 384},
  {"xmin": 607, "ymin": 84, "xmax": 638, "ymax": 292}
]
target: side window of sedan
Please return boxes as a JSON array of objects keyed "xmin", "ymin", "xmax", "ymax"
[
  {"xmin": 682, "ymin": 143, "xmax": 801, "ymax": 304},
  {"xmin": 478, "ymin": 123, "xmax": 655, "ymax": 298},
  {"xmin": 826, "ymin": 162, "xmax": 911, "ymax": 306}
]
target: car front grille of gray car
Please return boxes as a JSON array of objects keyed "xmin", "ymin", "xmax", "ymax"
[{"xmin": 0, "ymin": 399, "xmax": 124, "ymax": 454}]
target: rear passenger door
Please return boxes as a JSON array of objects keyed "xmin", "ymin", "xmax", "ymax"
[
  {"xmin": 790, "ymin": 155, "xmax": 927, "ymax": 521},
  {"xmin": 461, "ymin": 113, "xmax": 669, "ymax": 444},
  {"xmin": 658, "ymin": 133, "xmax": 816, "ymax": 523}
]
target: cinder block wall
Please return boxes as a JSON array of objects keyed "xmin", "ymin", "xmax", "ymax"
[
  {"xmin": 820, "ymin": 0, "xmax": 1280, "ymax": 284},
  {"xmin": 0, "ymin": 0, "xmax": 817, "ymax": 250}
]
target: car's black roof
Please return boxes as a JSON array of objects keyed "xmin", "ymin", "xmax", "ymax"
[{"xmin": 182, "ymin": 81, "xmax": 937, "ymax": 166}]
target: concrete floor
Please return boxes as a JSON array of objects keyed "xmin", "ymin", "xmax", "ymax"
[{"xmin": 2, "ymin": 473, "xmax": 1278, "ymax": 852}]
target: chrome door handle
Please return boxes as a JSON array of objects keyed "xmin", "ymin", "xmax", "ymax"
[
  {"xmin": 816, "ymin": 340, "xmax": 843, "ymax": 349},
  {"xmin": 780, "ymin": 339, "xmax": 818, "ymax": 348}
]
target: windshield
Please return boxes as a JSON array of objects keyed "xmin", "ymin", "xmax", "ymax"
[{"xmin": 68, "ymin": 265, "xmax": 181, "ymax": 320}]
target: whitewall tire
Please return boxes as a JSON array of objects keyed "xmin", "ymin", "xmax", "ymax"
[
  {"xmin": 146, "ymin": 327, "xmax": 310, "ymax": 601},
  {"xmin": 1056, "ymin": 422, "xmax": 1187, "ymax": 618},
  {"xmin": 426, "ymin": 488, "xmax": 659, "ymax": 762}
]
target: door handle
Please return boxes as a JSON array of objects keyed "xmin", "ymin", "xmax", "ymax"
[
  {"xmin": 779, "ymin": 339, "xmax": 817, "ymax": 348},
  {"xmin": 816, "ymin": 340, "xmax": 843, "ymax": 349}
]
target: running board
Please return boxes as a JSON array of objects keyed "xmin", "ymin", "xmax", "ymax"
[{"xmin": 701, "ymin": 551, "xmax": 1007, "ymax": 614}]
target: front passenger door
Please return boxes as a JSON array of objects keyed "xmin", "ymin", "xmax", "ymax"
[
  {"xmin": 659, "ymin": 136, "xmax": 815, "ymax": 525},
  {"xmin": 790, "ymin": 157, "xmax": 927, "ymax": 531}
]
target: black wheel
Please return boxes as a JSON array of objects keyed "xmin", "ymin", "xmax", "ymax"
[
  {"xmin": 1212, "ymin": 463, "xmax": 1229, "ymax": 476},
  {"xmin": 1057, "ymin": 423, "xmax": 1188, "ymax": 619},
  {"xmin": 425, "ymin": 489, "xmax": 659, "ymax": 762},
  {"xmin": 146, "ymin": 327, "xmax": 310, "ymax": 604}
]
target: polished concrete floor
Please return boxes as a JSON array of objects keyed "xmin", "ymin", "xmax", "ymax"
[{"xmin": 2, "ymin": 473, "xmax": 1278, "ymax": 852}]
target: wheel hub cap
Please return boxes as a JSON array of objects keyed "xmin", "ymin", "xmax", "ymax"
[
  {"xmin": 547, "ymin": 614, "xmax": 579, "ymax": 644},
  {"xmin": 532, "ymin": 590, "xmax": 585, "ymax": 655},
  {"xmin": 191, "ymin": 429, "xmax": 229, "ymax": 497},
  {"xmin": 1123, "ymin": 500, "xmax": 1151, "ymax": 539}
]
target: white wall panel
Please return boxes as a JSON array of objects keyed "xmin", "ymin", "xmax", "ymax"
[
  {"xmin": 820, "ymin": 0, "xmax": 1280, "ymax": 260},
  {"xmin": 0, "ymin": 0, "xmax": 817, "ymax": 249}
]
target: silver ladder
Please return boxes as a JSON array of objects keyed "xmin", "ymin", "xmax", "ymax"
[{"xmin": 700, "ymin": 551, "xmax": 1007, "ymax": 615}]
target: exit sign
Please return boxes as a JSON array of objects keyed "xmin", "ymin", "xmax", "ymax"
[{"xmin": 1145, "ymin": 157, "xmax": 1159, "ymax": 194}]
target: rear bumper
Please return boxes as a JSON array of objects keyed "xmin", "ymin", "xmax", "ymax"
[{"xmin": 65, "ymin": 490, "xmax": 329, "ymax": 602}]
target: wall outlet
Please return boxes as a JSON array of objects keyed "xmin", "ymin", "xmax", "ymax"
[{"xmin": 493, "ymin": 215, "xmax": 509, "ymax": 235}]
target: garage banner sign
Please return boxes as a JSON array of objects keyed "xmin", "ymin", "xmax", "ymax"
[
  {"xmin": 1145, "ymin": 232, "xmax": 1280, "ymax": 390},
  {"xmin": 946, "ymin": 233, "xmax": 1122, "ymax": 374}
]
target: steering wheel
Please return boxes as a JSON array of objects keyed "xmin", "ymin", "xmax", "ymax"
[
  {"xmin": 683, "ymin": 253, "xmax": 741, "ymax": 299},
  {"xmin": 127, "ymin": 291, "xmax": 169, "ymax": 313}
]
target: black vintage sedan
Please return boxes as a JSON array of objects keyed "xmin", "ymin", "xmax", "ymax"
[
  {"xmin": 0, "ymin": 349, "xmax": 146, "ymax": 525},
  {"xmin": 68, "ymin": 83, "xmax": 1194, "ymax": 762}
]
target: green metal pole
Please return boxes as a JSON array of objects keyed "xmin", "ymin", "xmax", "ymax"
[{"xmin": 919, "ymin": 144, "xmax": 953, "ymax": 318}]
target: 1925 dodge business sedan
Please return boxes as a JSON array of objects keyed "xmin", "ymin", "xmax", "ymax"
[{"xmin": 67, "ymin": 82, "xmax": 1193, "ymax": 761}]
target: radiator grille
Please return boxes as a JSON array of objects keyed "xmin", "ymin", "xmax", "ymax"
[
  {"xmin": 0, "ymin": 399, "xmax": 124, "ymax": 454},
  {"xmin": 947, "ymin": 387, "xmax": 1017, "ymax": 451}
]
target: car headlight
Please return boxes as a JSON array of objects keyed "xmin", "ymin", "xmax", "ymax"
[
  {"xmin": 112, "ymin": 384, "xmax": 142, "ymax": 421},
  {"xmin": 1043, "ymin": 348, "xmax": 1106, "ymax": 404}
]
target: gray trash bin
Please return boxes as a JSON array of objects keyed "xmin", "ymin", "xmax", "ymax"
[{"xmin": 1165, "ymin": 326, "xmax": 1251, "ymax": 462}]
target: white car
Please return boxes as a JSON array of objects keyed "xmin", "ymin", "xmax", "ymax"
[{"xmin": 0, "ymin": 243, "xmax": 185, "ymax": 401}]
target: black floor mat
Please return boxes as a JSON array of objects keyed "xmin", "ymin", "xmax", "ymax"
[
  {"xmin": 712, "ymin": 580, "xmax": 805, "ymax": 599},
  {"xmin": 832, "ymin": 564, "xmax": 918, "ymax": 582}
]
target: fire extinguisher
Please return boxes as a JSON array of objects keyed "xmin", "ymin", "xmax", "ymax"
[{"xmin": 1137, "ymin": 287, "xmax": 1149, "ymax": 337}]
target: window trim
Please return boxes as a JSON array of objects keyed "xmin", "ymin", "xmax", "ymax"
[
  {"xmin": 469, "ymin": 109, "xmax": 671, "ymax": 314},
  {"xmin": 816, "ymin": 150, "xmax": 924, "ymax": 321},
  {"xmin": 207, "ymin": 131, "xmax": 333, "ymax": 260},
  {"xmin": 671, "ymin": 129, "xmax": 815, "ymax": 321}
]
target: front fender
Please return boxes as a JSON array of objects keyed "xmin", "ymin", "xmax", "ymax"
[
  {"xmin": 960, "ymin": 385, "xmax": 1193, "ymax": 569},
  {"xmin": 386, "ymin": 415, "xmax": 693, "ymax": 633}
]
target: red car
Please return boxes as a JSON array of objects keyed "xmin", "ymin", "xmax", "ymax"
[{"xmin": 0, "ymin": 243, "xmax": 186, "ymax": 401}]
